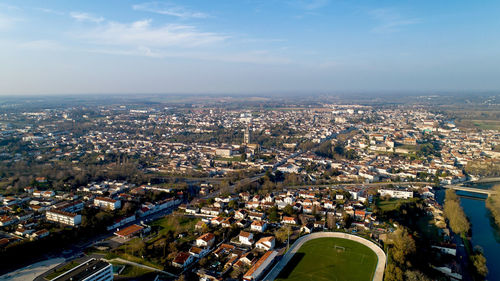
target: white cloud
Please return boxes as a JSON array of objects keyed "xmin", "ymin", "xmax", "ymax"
[
  {"xmin": 19, "ymin": 40, "xmax": 65, "ymax": 50},
  {"xmin": 289, "ymin": 0, "xmax": 329, "ymax": 11},
  {"xmin": 70, "ymin": 12, "xmax": 104, "ymax": 23},
  {"xmin": 88, "ymin": 47, "xmax": 292, "ymax": 64},
  {"xmin": 0, "ymin": 14, "xmax": 19, "ymax": 30},
  {"xmin": 0, "ymin": 3, "xmax": 20, "ymax": 11},
  {"xmin": 78, "ymin": 19, "xmax": 227, "ymax": 48},
  {"xmin": 133, "ymin": 2, "xmax": 209, "ymax": 19},
  {"xmin": 369, "ymin": 8, "xmax": 421, "ymax": 33},
  {"xmin": 35, "ymin": 8, "xmax": 65, "ymax": 16}
]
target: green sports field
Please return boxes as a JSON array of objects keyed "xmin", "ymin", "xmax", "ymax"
[{"xmin": 276, "ymin": 237, "xmax": 378, "ymax": 281}]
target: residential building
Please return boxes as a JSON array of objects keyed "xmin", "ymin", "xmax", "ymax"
[
  {"xmin": 196, "ymin": 233, "xmax": 215, "ymax": 248},
  {"xmin": 243, "ymin": 251, "xmax": 278, "ymax": 281},
  {"xmin": 46, "ymin": 210, "xmax": 81, "ymax": 226},
  {"xmin": 94, "ymin": 197, "xmax": 121, "ymax": 210},
  {"xmin": 114, "ymin": 224, "xmax": 144, "ymax": 239},
  {"xmin": 256, "ymin": 236, "xmax": 275, "ymax": 251},
  {"xmin": 239, "ymin": 231, "xmax": 254, "ymax": 246},
  {"xmin": 378, "ymin": 188, "xmax": 414, "ymax": 199}
]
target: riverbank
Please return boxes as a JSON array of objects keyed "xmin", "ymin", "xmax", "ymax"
[
  {"xmin": 485, "ymin": 185, "xmax": 500, "ymax": 228},
  {"xmin": 442, "ymin": 180, "xmax": 500, "ymax": 280}
]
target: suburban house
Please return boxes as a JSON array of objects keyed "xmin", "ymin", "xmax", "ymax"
[
  {"xmin": 239, "ymin": 231, "xmax": 254, "ymax": 246},
  {"xmin": 281, "ymin": 216, "xmax": 297, "ymax": 225},
  {"xmin": 250, "ymin": 220, "xmax": 267, "ymax": 232},
  {"xmin": 173, "ymin": 252, "xmax": 195, "ymax": 268},
  {"xmin": 255, "ymin": 236, "xmax": 275, "ymax": 251},
  {"xmin": 196, "ymin": 233, "xmax": 215, "ymax": 248}
]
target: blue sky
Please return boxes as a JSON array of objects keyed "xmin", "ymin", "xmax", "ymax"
[{"xmin": 1, "ymin": 0, "xmax": 500, "ymax": 95}]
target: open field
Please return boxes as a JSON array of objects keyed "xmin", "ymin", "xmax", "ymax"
[
  {"xmin": 276, "ymin": 237, "xmax": 378, "ymax": 281},
  {"xmin": 377, "ymin": 198, "xmax": 415, "ymax": 212},
  {"xmin": 458, "ymin": 119, "xmax": 500, "ymax": 130},
  {"xmin": 110, "ymin": 262, "xmax": 154, "ymax": 278},
  {"xmin": 151, "ymin": 215, "xmax": 198, "ymax": 236}
]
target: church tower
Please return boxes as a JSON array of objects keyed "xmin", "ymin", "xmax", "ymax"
[{"xmin": 244, "ymin": 124, "xmax": 251, "ymax": 144}]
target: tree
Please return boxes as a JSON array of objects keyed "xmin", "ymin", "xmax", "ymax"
[
  {"xmin": 404, "ymin": 270, "xmax": 431, "ymax": 281},
  {"xmin": 283, "ymin": 204, "xmax": 294, "ymax": 216},
  {"xmin": 471, "ymin": 249, "xmax": 488, "ymax": 278},
  {"xmin": 326, "ymin": 213, "xmax": 337, "ymax": 230},
  {"xmin": 268, "ymin": 206, "xmax": 279, "ymax": 222},
  {"xmin": 444, "ymin": 190, "xmax": 470, "ymax": 235},
  {"xmin": 391, "ymin": 228, "xmax": 416, "ymax": 266},
  {"xmin": 219, "ymin": 180, "xmax": 230, "ymax": 194},
  {"xmin": 384, "ymin": 263, "xmax": 403, "ymax": 281},
  {"xmin": 486, "ymin": 184, "xmax": 500, "ymax": 227},
  {"xmin": 260, "ymin": 180, "xmax": 276, "ymax": 194},
  {"xmin": 228, "ymin": 199, "xmax": 238, "ymax": 209},
  {"xmin": 284, "ymin": 173, "xmax": 301, "ymax": 186},
  {"xmin": 274, "ymin": 225, "xmax": 291, "ymax": 244}
]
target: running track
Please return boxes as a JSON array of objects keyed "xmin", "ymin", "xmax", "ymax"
[{"xmin": 262, "ymin": 232, "xmax": 386, "ymax": 281}]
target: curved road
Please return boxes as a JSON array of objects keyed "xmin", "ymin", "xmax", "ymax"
[{"xmin": 263, "ymin": 232, "xmax": 386, "ymax": 281}]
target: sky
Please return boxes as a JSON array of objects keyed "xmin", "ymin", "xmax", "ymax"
[{"xmin": 1, "ymin": 0, "xmax": 500, "ymax": 96}]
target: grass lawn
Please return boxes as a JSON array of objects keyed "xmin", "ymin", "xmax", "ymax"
[
  {"xmin": 215, "ymin": 155, "xmax": 243, "ymax": 162},
  {"xmin": 114, "ymin": 252, "xmax": 163, "ymax": 270},
  {"xmin": 276, "ymin": 237, "xmax": 378, "ymax": 281},
  {"xmin": 377, "ymin": 198, "xmax": 414, "ymax": 212},
  {"xmin": 111, "ymin": 262, "xmax": 154, "ymax": 278},
  {"xmin": 151, "ymin": 215, "xmax": 198, "ymax": 236},
  {"xmin": 45, "ymin": 261, "xmax": 80, "ymax": 280}
]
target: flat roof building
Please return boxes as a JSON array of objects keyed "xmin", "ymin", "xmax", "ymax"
[
  {"xmin": 114, "ymin": 224, "xmax": 144, "ymax": 239},
  {"xmin": 52, "ymin": 259, "xmax": 112, "ymax": 281},
  {"xmin": 46, "ymin": 210, "xmax": 81, "ymax": 226}
]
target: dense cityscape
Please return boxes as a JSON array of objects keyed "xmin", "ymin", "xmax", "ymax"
[
  {"xmin": 2, "ymin": 1, "xmax": 500, "ymax": 280},
  {"xmin": 0, "ymin": 95, "xmax": 499, "ymax": 281}
]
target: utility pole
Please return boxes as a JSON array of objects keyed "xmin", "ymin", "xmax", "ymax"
[{"xmin": 287, "ymin": 227, "xmax": 290, "ymax": 251}]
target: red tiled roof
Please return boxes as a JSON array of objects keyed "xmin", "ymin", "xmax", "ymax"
[
  {"xmin": 114, "ymin": 224, "xmax": 143, "ymax": 237},
  {"xmin": 173, "ymin": 252, "xmax": 191, "ymax": 264},
  {"xmin": 244, "ymin": 251, "xmax": 275, "ymax": 278},
  {"xmin": 197, "ymin": 232, "xmax": 215, "ymax": 242}
]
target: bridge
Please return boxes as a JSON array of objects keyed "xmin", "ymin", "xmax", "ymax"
[
  {"xmin": 444, "ymin": 185, "xmax": 496, "ymax": 197},
  {"xmin": 473, "ymin": 177, "xmax": 500, "ymax": 184}
]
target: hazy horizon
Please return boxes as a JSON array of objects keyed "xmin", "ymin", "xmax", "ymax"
[{"xmin": 2, "ymin": 0, "xmax": 500, "ymax": 95}]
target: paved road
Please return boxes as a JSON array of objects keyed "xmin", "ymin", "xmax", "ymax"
[
  {"xmin": 454, "ymin": 234, "xmax": 472, "ymax": 281},
  {"xmin": 0, "ymin": 258, "xmax": 65, "ymax": 281},
  {"xmin": 285, "ymin": 181, "xmax": 435, "ymax": 189},
  {"xmin": 2, "ymin": 204, "xmax": 180, "ymax": 278},
  {"xmin": 263, "ymin": 232, "xmax": 386, "ymax": 281}
]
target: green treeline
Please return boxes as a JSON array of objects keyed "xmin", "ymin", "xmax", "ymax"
[
  {"xmin": 444, "ymin": 189, "xmax": 470, "ymax": 236},
  {"xmin": 315, "ymin": 141, "xmax": 358, "ymax": 160},
  {"xmin": 486, "ymin": 185, "xmax": 500, "ymax": 227},
  {"xmin": 444, "ymin": 189, "xmax": 489, "ymax": 279}
]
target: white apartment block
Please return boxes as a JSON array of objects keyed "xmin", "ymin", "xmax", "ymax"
[
  {"xmin": 378, "ymin": 188, "xmax": 414, "ymax": 199},
  {"xmin": 46, "ymin": 210, "xmax": 82, "ymax": 226},
  {"xmin": 94, "ymin": 197, "xmax": 121, "ymax": 210}
]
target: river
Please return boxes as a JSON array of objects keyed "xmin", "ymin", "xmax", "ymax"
[{"xmin": 438, "ymin": 182, "xmax": 500, "ymax": 280}]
